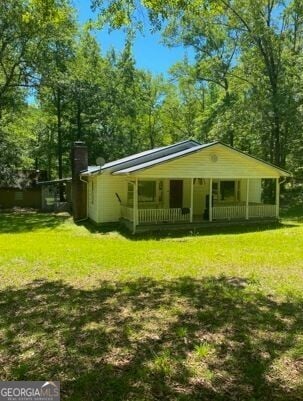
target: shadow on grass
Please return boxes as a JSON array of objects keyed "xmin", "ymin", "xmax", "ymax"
[
  {"xmin": 0, "ymin": 277, "xmax": 302, "ymax": 400},
  {"xmin": 83, "ymin": 219, "xmax": 298, "ymax": 241},
  {"xmin": 0, "ymin": 212, "xmax": 70, "ymax": 233},
  {"xmin": 0, "ymin": 208, "xmax": 301, "ymax": 238}
]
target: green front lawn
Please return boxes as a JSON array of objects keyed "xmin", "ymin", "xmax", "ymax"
[{"xmin": 0, "ymin": 210, "xmax": 302, "ymax": 400}]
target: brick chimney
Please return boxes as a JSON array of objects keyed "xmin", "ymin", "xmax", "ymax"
[{"xmin": 71, "ymin": 141, "xmax": 88, "ymax": 221}]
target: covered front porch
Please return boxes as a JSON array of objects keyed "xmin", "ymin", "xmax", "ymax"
[{"xmin": 120, "ymin": 177, "xmax": 280, "ymax": 233}]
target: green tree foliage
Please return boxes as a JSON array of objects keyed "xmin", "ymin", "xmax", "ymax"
[
  {"xmin": 35, "ymin": 31, "xmax": 177, "ymax": 174},
  {"xmin": 92, "ymin": 0, "xmax": 303, "ymax": 172},
  {"xmin": 0, "ymin": 0, "xmax": 76, "ymax": 182},
  {"xmin": 1, "ymin": 0, "xmax": 303, "ymax": 188},
  {"xmin": 0, "ymin": 105, "xmax": 36, "ymax": 184},
  {"xmin": 0, "ymin": 0, "xmax": 72, "ymax": 101}
]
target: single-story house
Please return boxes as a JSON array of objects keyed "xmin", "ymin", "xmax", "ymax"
[{"xmin": 72, "ymin": 140, "xmax": 290, "ymax": 233}]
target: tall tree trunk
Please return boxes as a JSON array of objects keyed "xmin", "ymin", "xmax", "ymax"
[
  {"xmin": 47, "ymin": 130, "xmax": 54, "ymax": 181},
  {"xmin": 76, "ymin": 94, "xmax": 81, "ymax": 141},
  {"xmin": 270, "ymin": 85, "xmax": 282, "ymax": 167},
  {"xmin": 225, "ymin": 85, "xmax": 234, "ymax": 146},
  {"xmin": 56, "ymin": 87, "xmax": 64, "ymax": 201}
]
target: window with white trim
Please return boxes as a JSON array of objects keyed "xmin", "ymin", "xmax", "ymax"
[
  {"xmin": 138, "ymin": 181, "xmax": 156, "ymax": 202},
  {"xmin": 127, "ymin": 180, "xmax": 163, "ymax": 205}
]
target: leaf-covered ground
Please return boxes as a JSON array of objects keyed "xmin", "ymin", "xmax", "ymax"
[{"xmin": 0, "ymin": 210, "xmax": 302, "ymax": 400}]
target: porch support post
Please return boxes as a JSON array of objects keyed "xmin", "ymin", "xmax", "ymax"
[
  {"xmin": 133, "ymin": 178, "xmax": 138, "ymax": 234},
  {"xmin": 190, "ymin": 178, "xmax": 194, "ymax": 223},
  {"xmin": 209, "ymin": 178, "xmax": 213, "ymax": 222},
  {"xmin": 246, "ymin": 178, "xmax": 249, "ymax": 220},
  {"xmin": 275, "ymin": 178, "xmax": 280, "ymax": 218}
]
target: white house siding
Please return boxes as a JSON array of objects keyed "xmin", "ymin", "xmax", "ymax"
[
  {"xmin": 248, "ymin": 179, "xmax": 262, "ymax": 203},
  {"xmin": 193, "ymin": 179, "xmax": 209, "ymax": 215},
  {"xmin": 87, "ymin": 174, "xmax": 127, "ymax": 223},
  {"xmin": 239, "ymin": 179, "xmax": 247, "ymax": 202},
  {"xmin": 238, "ymin": 179, "xmax": 262, "ymax": 203},
  {"xmin": 162, "ymin": 179, "xmax": 169, "ymax": 208},
  {"xmin": 87, "ymin": 176, "xmax": 99, "ymax": 222},
  {"xmin": 133, "ymin": 144, "xmax": 281, "ymax": 179},
  {"xmin": 97, "ymin": 174, "xmax": 127, "ymax": 223}
]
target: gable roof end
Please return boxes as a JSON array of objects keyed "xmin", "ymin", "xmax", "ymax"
[
  {"xmin": 112, "ymin": 142, "xmax": 214, "ymax": 174},
  {"xmin": 112, "ymin": 141, "xmax": 290, "ymax": 176}
]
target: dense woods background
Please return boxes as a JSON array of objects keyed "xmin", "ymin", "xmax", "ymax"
[{"xmin": 1, "ymin": 0, "xmax": 303, "ymax": 184}]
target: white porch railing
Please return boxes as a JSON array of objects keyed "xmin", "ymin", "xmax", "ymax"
[
  {"xmin": 213, "ymin": 204, "xmax": 276, "ymax": 220},
  {"xmin": 122, "ymin": 204, "xmax": 277, "ymax": 224},
  {"xmin": 213, "ymin": 205, "xmax": 246, "ymax": 219},
  {"xmin": 248, "ymin": 204, "xmax": 276, "ymax": 218},
  {"xmin": 139, "ymin": 208, "xmax": 190, "ymax": 224},
  {"xmin": 121, "ymin": 206, "xmax": 190, "ymax": 224}
]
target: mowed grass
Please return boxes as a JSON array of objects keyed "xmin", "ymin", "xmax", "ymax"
[{"xmin": 0, "ymin": 209, "xmax": 302, "ymax": 400}]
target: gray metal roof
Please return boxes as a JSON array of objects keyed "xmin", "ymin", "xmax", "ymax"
[
  {"xmin": 81, "ymin": 139, "xmax": 290, "ymax": 177},
  {"xmin": 81, "ymin": 149, "xmax": 166, "ymax": 174},
  {"xmin": 112, "ymin": 143, "xmax": 215, "ymax": 175},
  {"xmin": 81, "ymin": 139, "xmax": 201, "ymax": 176},
  {"xmin": 85, "ymin": 166, "xmax": 102, "ymax": 174}
]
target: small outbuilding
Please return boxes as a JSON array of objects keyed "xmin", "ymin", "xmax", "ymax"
[{"xmin": 0, "ymin": 170, "xmax": 47, "ymax": 210}]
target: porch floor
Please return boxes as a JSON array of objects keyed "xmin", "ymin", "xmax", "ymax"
[{"xmin": 121, "ymin": 217, "xmax": 279, "ymax": 233}]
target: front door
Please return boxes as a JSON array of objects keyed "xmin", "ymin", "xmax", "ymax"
[{"xmin": 170, "ymin": 180, "xmax": 183, "ymax": 208}]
